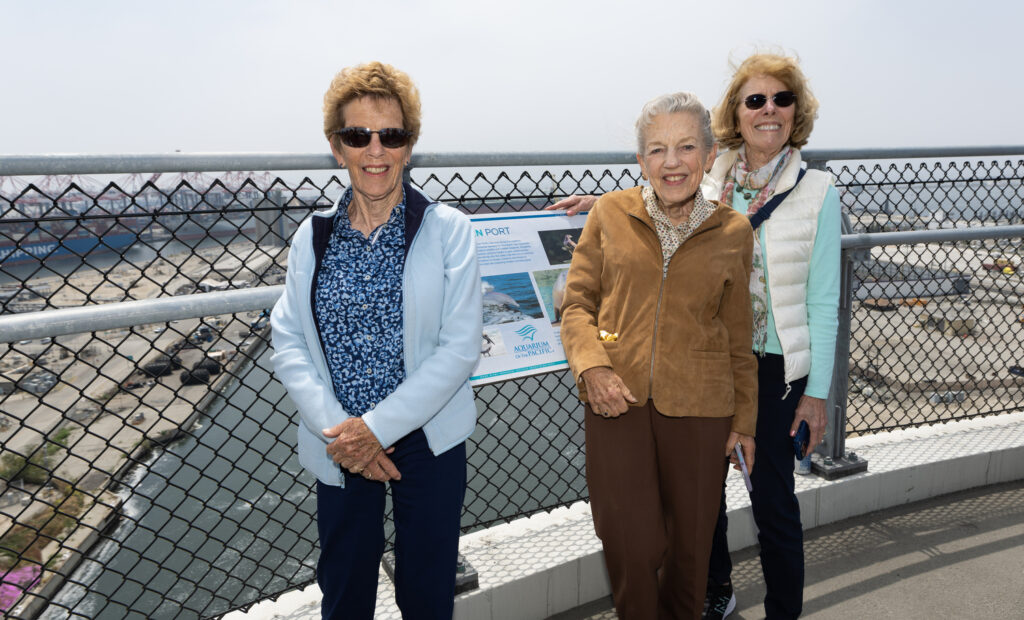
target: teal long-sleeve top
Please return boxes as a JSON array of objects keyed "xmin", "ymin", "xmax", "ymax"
[{"xmin": 728, "ymin": 184, "xmax": 841, "ymax": 399}]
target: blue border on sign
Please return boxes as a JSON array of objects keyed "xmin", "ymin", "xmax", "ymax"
[{"xmin": 470, "ymin": 360, "xmax": 569, "ymax": 383}]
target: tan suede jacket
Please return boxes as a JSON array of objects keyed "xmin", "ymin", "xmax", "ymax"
[{"xmin": 560, "ymin": 187, "xmax": 758, "ymax": 435}]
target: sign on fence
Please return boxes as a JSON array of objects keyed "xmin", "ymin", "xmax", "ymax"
[{"xmin": 469, "ymin": 211, "xmax": 588, "ymax": 385}]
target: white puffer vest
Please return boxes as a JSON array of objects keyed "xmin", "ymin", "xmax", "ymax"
[{"xmin": 703, "ymin": 149, "xmax": 834, "ymax": 386}]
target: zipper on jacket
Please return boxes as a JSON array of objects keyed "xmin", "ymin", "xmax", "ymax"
[
  {"xmin": 761, "ymin": 216, "xmax": 796, "ymax": 394},
  {"xmin": 648, "ymin": 264, "xmax": 668, "ymax": 396},
  {"xmin": 633, "ymin": 211, "xmax": 718, "ymax": 400}
]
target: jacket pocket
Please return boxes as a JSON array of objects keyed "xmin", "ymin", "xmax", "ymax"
[{"xmin": 689, "ymin": 350, "xmax": 734, "ymax": 416}]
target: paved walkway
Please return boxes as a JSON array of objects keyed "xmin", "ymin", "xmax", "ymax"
[
  {"xmin": 231, "ymin": 412, "xmax": 1024, "ymax": 620},
  {"xmin": 561, "ymin": 478, "xmax": 1024, "ymax": 619}
]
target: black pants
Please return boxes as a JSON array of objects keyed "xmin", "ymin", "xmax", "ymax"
[
  {"xmin": 316, "ymin": 429, "xmax": 466, "ymax": 620},
  {"xmin": 708, "ymin": 353, "xmax": 807, "ymax": 619}
]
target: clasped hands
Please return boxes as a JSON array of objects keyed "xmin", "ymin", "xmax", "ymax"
[{"xmin": 323, "ymin": 417, "xmax": 401, "ymax": 482}]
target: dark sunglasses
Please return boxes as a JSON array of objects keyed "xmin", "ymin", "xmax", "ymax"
[
  {"xmin": 335, "ymin": 127, "xmax": 412, "ymax": 149},
  {"xmin": 743, "ymin": 91, "xmax": 796, "ymax": 110}
]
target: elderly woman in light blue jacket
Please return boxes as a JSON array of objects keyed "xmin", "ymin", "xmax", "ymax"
[{"xmin": 270, "ymin": 61, "xmax": 481, "ymax": 620}]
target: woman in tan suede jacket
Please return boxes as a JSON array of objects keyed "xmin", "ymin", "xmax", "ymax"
[{"xmin": 561, "ymin": 92, "xmax": 757, "ymax": 620}]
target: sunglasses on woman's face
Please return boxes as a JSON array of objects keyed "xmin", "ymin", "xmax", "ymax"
[
  {"xmin": 743, "ymin": 91, "xmax": 796, "ymax": 110},
  {"xmin": 335, "ymin": 127, "xmax": 412, "ymax": 149}
]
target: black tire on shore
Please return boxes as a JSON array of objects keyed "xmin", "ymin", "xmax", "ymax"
[
  {"xmin": 193, "ymin": 358, "xmax": 222, "ymax": 375},
  {"xmin": 153, "ymin": 353, "xmax": 184, "ymax": 368},
  {"xmin": 179, "ymin": 368, "xmax": 211, "ymax": 385},
  {"xmin": 142, "ymin": 361, "xmax": 173, "ymax": 378}
]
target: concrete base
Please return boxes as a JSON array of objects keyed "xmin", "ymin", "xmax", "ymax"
[
  {"xmin": 227, "ymin": 411, "xmax": 1024, "ymax": 620},
  {"xmin": 811, "ymin": 452, "xmax": 869, "ymax": 480},
  {"xmin": 381, "ymin": 552, "xmax": 479, "ymax": 596}
]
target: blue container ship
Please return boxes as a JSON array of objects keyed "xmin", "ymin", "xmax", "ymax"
[{"xmin": 0, "ymin": 218, "xmax": 142, "ymax": 265}]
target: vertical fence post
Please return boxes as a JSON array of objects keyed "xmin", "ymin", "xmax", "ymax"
[
  {"xmin": 808, "ymin": 154, "xmax": 842, "ymax": 458},
  {"xmin": 814, "ymin": 210, "xmax": 869, "ymax": 479},
  {"xmin": 806, "ymin": 153, "xmax": 868, "ymax": 479}
]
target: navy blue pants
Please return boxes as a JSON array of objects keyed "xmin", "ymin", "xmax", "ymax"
[
  {"xmin": 316, "ymin": 429, "xmax": 466, "ymax": 620},
  {"xmin": 708, "ymin": 353, "xmax": 807, "ymax": 619}
]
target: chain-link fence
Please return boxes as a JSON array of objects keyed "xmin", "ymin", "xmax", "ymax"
[
  {"xmin": 0, "ymin": 149, "xmax": 1021, "ymax": 617},
  {"xmin": 820, "ymin": 154, "xmax": 1024, "ymax": 438}
]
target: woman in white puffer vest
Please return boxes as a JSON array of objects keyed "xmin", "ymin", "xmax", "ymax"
[{"xmin": 700, "ymin": 53, "xmax": 840, "ymax": 620}]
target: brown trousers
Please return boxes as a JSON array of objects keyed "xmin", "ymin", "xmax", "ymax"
[{"xmin": 585, "ymin": 401, "xmax": 731, "ymax": 619}]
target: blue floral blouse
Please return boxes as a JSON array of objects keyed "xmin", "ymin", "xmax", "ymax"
[{"xmin": 314, "ymin": 188, "xmax": 406, "ymax": 417}]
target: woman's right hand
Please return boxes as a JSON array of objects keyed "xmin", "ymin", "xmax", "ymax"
[
  {"xmin": 726, "ymin": 431, "xmax": 756, "ymax": 474},
  {"xmin": 545, "ymin": 194, "xmax": 598, "ymax": 216},
  {"xmin": 581, "ymin": 366, "xmax": 637, "ymax": 417}
]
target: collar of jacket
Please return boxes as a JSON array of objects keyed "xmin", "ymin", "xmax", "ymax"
[
  {"xmin": 310, "ymin": 181, "xmax": 434, "ymax": 266},
  {"xmin": 621, "ymin": 186, "xmax": 725, "ymax": 239}
]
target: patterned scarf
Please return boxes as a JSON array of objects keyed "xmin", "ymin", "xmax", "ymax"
[{"xmin": 719, "ymin": 145, "xmax": 794, "ymax": 354}]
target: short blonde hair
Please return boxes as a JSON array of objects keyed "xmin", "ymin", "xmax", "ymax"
[
  {"xmin": 322, "ymin": 61, "xmax": 422, "ymax": 147},
  {"xmin": 711, "ymin": 53, "xmax": 819, "ymax": 151}
]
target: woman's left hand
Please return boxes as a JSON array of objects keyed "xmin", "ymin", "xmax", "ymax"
[
  {"xmin": 792, "ymin": 395, "xmax": 827, "ymax": 451},
  {"xmin": 360, "ymin": 448, "xmax": 401, "ymax": 482},
  {"xmin": 323, "ymin": 417, "xmax": 401, "ymax": 479}
]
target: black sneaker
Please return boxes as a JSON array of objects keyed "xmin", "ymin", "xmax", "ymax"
[{"xmin": 702, "ymin": 582, "xmax": 736, "ymax": 620}]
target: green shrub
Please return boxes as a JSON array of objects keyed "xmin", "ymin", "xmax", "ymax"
[
  {"xmin": 51, "ymin": 427, "xmax": 72, "ymax": 447},
  {"xmin": 0, "ymin": 452, "xmax": 47, "ymax": 485},
  {"xmin": 0, "ymin": 444, "xmax": 51, "ymax": 486}
]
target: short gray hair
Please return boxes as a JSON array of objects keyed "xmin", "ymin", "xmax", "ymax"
[{"xmin": 635, "ymin": 92, "xmax": 714, "ymax": 155}]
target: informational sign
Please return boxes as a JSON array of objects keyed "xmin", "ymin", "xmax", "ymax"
[{"xmin": 469, "ymin": 211, "xmax": 588, "ymax": 385}]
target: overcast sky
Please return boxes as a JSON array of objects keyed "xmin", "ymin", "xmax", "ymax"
[{"xmin": 1, "ymin": 0, "xmax": 1018, "ymax": 156}]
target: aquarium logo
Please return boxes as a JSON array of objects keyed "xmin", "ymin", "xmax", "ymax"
[
  {"xmin": 512, "ymin": 325, "xmax": 554, "ymax": 359},
  {"xmin": 515, "ymin": 325, "xmax": 538, "ymax": 341}
]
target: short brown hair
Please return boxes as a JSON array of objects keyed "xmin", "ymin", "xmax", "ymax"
[
  {"xmin": 322, "ymin": 61, "xmax": 422, "ymax": 147},
  {"xmin": 711, "ymin": 53, "xmax": 819, "ymax": 151}
]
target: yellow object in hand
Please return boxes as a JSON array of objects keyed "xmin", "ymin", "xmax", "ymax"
[{"xmin": 599, "ymin": 330, "xmax": 618, "ymax": 342}]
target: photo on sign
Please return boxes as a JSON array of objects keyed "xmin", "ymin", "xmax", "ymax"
[
  {"xmin": 480, "ymin": 327, "xmax": 507, "ymax": 358},
  {"xmin": 533, "ymin": 267, "xmax": 570, "ymax": 325},
  {"xmin": 481, "ymin": 273, "xmax": 545, "ymax": 327},
  {"xmin": 536, "ymin": 228, "xmax": 584, "ymax": 266}
]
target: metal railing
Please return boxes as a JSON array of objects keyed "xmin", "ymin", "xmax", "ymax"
[{"xmin": 0, "ymin": 148, "xmax": 1022, "ymax": 617}]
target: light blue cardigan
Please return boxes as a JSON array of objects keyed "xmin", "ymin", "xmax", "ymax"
[{"xmin": 270, "ymin": 184, "xmax": 482, "ymax": 486}]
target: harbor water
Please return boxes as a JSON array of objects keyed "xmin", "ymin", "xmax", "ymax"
[
  {"xmin": 40, "ymin": 344, "xmax": 586, "ymax": 618},
  {"xmin": 41, "ymin": 348, "xmax": 318, "ymax": 619}
]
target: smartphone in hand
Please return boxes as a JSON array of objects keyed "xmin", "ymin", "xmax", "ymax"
[
  {"xmin": 734, "ymin": 443, "xmax": 753, "ymax": 493},
  {"xmin": 792, "ymin": 420, "xmax": 810, "ymax": 459}
]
